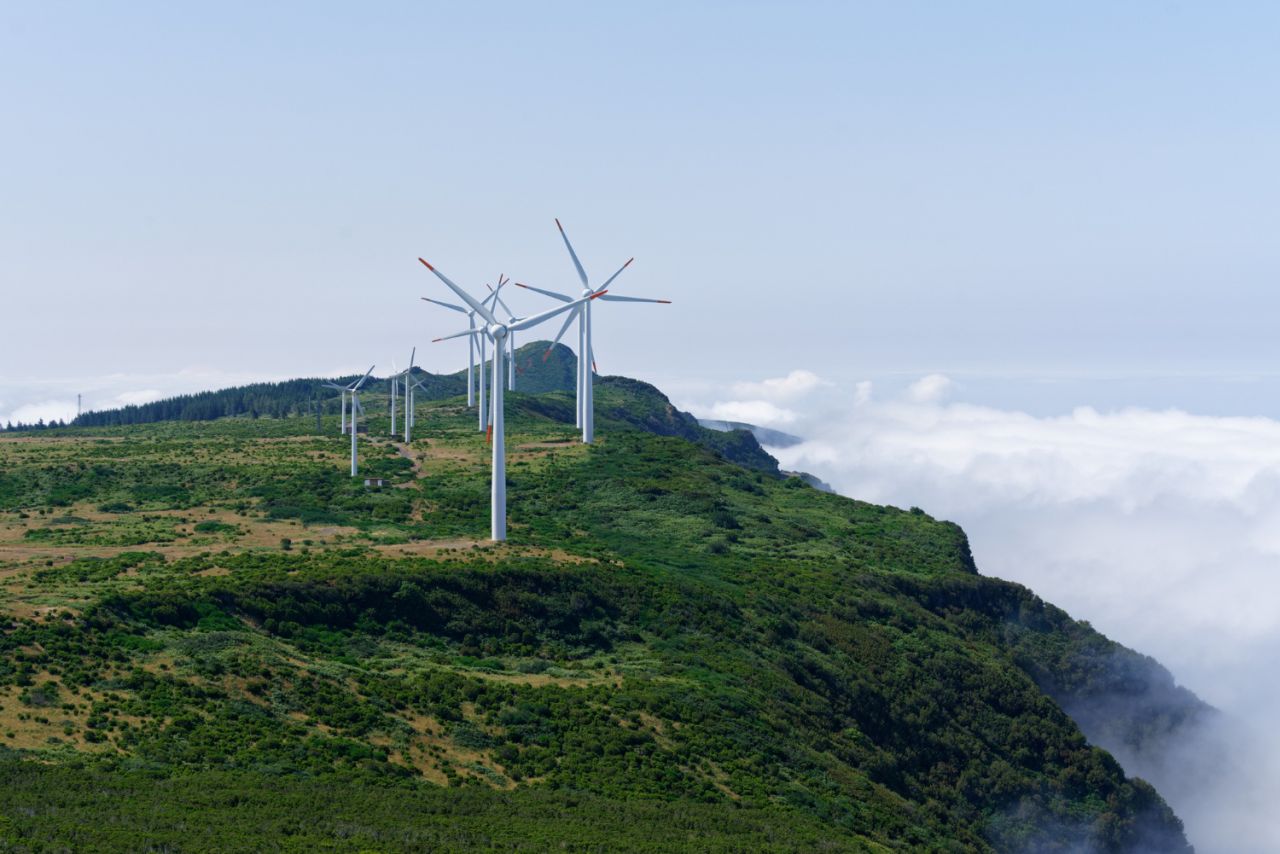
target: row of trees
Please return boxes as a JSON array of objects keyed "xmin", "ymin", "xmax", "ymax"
[
  {"xmin": 2, "ymin": 419, "xmax": 70, "ymax": 432},
  {"xmin": 69, "ymin": 378, "xmax": 360, "ymax": 428}
]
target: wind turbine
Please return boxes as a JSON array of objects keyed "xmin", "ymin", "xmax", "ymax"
[
  {"xmin": 389, "ymin": 359, "xmax": 399, "ymax": 436},
  {"xmin": 345, "ymin": 366, "xmax": 374, "ymax": 477},
  {"xmin": 399, "ymin": 345, "xmax": 419, "ymax": 445},
  {"xmin": 322, "ymin": 381, "xmax": 350, "ymax": 435},
  {"xmin": 517, "ymin": 219, "xmax": 670, "ymax": 443},
  {"xmin": 421, "ymin": 286, "xmax": 505, "ymax": 432},
  {"xmin": 400, "ymin": 347, "xmax": 416, "ymax": 442},
  {"xmin": 420, "ymin": 257, "xmax": 604, "ymax": 541}
]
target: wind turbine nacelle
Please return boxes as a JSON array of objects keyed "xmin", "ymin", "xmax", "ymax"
[{"xmin": 489, "ymin": 324, "xmax": 507, "ymax": 341}]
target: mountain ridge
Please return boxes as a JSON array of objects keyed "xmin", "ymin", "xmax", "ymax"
[{"xmin": 0, "ymin": 368, "xmax": 1206, "ymax": 851}]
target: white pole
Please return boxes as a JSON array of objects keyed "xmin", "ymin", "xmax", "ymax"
[
  {"xmin": 467, "ymin": 315, "xmax": 476, "ymax": 407},
  {"xmin": 508, "ymin": 331, "xmax": 516, "ymax": 391},
  {"xmin": 575, "ymin": 315, "xmax": 584, "ymax": 428},
  {"xmin": 350, "ymin": 394, "xmax": 358, "ymax": 476},
  {"xmin": 403, "ymin": 374, "xmax": 411, "ymax": 443},
  {"xmin": 340, "ymin": 391, "xmax": 347, "ymax": 435},
  {"xmin": 479, "ymin": 334, "xmax": 488, "ymax": 432},
  {"xmin": 583, "ymin": 299, "xmax": 594, "ymax": 444},
  {"xmin": 390, "ymin": 374, "xmax": 397, "ymax": 436},
  {"xmin": 491, "ymin": 331, "xmax": 506, "ymax": 541}
]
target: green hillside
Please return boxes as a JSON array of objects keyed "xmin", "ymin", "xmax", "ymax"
[{"xmin": 0, "ymin": 376, "xmax": 1198, "ymax": 852}]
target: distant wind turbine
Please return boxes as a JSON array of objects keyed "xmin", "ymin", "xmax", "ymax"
[
  {"xmin": 345, "ymin": 366, "xmax": 374, "ymax": 476},
  {"xmin": 394, "ymin": 345, "xmax": 419, "ymax": 440},
  {"xmin": 421, "ymin": 257, "xmax": 603, "ymax": 541},
  {"xmin": 322, "ymin": 381, "xmax": 350, "ymax": 435},
  {"xmin": 517, "ymin": 219, "xmax": 670, "ymax": 443}
]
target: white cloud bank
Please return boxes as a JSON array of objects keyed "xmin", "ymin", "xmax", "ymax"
[{"xmin": 691, "ymin": 371, "xmax": 1280, "ymax": 853}]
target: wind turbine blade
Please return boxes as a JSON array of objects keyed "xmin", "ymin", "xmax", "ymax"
[
  {"xmin": 596, "ymin": 294, "xmax": 672, "ymax": 304},
  {"xmin": 421, "ymin": 296, "xmax": 468, "ymax": 314},
  {"xmin": 419, "ymin": 258, "xmax": 498, "ymax": 325},
  {"xmin": 514, "ymin": 282, "xmax": 573, "ymax": 303},
  {"xmin": 556, "ymin": 218, "xmax": 590, "ymax": 288},
  {"xmin": 433, "ymin": 327, "xmax": 483, "ymax": 343},
  {"xmin": 510, "ymin": 291, "xmax": 605, "ymax": 332},
  {"xmin": 596, "ymin": 257, "xmax": 634, "ymax": 293},
  {"xmin": 351, "ymin": 365, "xmax": 375, "ymax": 391},
  {"xmin": 543, "ymin": 305, "xmax": 580, "ymax": 360},
  {"xmin": 409, "ymin": 346, "xmax": 416, "ymax": 370},
  {"xmin": 495, "ymin": 293, "xmax": 516, "ymax": 318},
  {"xmin": 322, "ymin": 382, "xmax": 346, "ymax": 391}
]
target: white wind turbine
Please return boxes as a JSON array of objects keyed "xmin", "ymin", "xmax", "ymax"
[
  {"xmin": 421, "ymin": 284, "xmax": 505, "ymax": 432},
  {"xmin": 388, "ymin": 347, "xmax": 416, "ymax": 441},
  {"xmin": 517, "ymin": 219, "xmax": 670, "ymax": 443},
  {"xmin": 322, "ymin": 380, "xmax": 352, "ymax": 435},
  {"xmin": 345, "ymin": 366, "xmax": 374, "ymax": 477},
  {"xmin": 420, "ymin": 257, "xmax": 604, "ymax": 541}
]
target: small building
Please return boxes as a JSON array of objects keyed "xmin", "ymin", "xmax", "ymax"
[{"xmin": 364, "ymin": 478, "xmax": 388, "ymax": 489}]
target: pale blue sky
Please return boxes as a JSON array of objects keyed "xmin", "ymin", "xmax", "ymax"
[{"xmin": 3, "ymin": 1, "xmax": 1280, "ymax": 419}]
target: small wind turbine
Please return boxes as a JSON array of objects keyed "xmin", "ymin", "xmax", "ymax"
[
  {"xmin": 394, "ymin": 348, "xmax": 419, "ymax": 440},
  {"xmin": 400, "ymin": 347, "xmax": 416, "ymax": 443},
  {"xmin": 389, "ymin": 358, "xmax": 399, "ymax": 436},
  {"xmin": 517, "ymin": 219, "xmax": 670, "ymax": 443},
  {"xmin": 345, "ymin": 366, "xmax": 374, "ymax": 476},
  {"xmin": 421, "ymin": 257, "xmax": 603, "ymax": 541}
]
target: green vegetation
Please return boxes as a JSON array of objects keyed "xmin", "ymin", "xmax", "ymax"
[{"xmin": 0, "ymin": 368, "xmax": 1195, "ymax": 851}]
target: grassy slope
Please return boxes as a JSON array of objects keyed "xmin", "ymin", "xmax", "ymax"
[{"xmin": 0, "ymin": 381, "xmax": 1192, "ymax": 852}]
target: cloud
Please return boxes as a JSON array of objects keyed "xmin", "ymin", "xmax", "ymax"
[
  {"xmin": 729, "ymin": 369, "xmax": 830, "ymax": 402},
  {"xmin": 2, "ymin": 400, "xmax": 77, "ymax": 426},
  {"xmin": 703, "ymin": 400, "xmax": 798, "ymax": 426},
  {"xmin": 720, "ymin": 374, "xmax": 1280, "ymax": 853},
  {"xmin": 904, "ymin": 373, "xmax": 952, "ymax": 403},
  {"xmin": 684, "ymin": 369, "xmax": 831, "ymax": 429}
]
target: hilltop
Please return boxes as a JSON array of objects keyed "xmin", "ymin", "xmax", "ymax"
[{"xmin": 0, "ymin": 366, "xmax": 1204, "ymax": 852}]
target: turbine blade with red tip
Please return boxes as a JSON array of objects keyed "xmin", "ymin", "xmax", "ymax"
[
  {"xmin": 596, "ymin": 257, "xmax": 633, "ymax": 293},
  {"xmin": 419, "ymin": 258, "xmax": 498, "ymax": 325},
  {"xmin": 515, "ymin": 282, "xmax": 573, "ymax": 303},
  {"xmin": 596, "ymin": 295, "xmax": 671, "ymax": 304}
]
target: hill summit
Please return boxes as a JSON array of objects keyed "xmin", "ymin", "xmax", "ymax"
[{"xmin": 0, "ymin": 364, "xmax": 1203, "ymax": 851}]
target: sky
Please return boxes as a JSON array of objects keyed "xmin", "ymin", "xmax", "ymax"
[{"xmin": 3, "ymin": 2, "xmax": 1280, "ymax": 849}]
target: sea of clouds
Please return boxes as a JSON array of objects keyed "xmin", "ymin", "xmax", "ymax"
[{"xmin": 686, "ymin": 370, "xmax": 1280, "ymax": 853}]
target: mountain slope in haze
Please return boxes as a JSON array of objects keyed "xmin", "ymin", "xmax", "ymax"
[{"xmin": 0, "ymin": 374, "xmax": 1203, "ymax": 852}]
